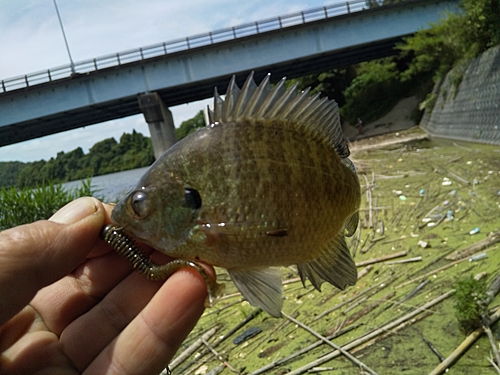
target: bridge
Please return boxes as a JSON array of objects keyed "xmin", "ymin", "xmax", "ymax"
[{"xmin": 0, "ymin": 0, "xmax": 459, "ymax": 155}]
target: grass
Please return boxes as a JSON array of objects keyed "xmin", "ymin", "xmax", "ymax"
[
  {"xmin": 171, "ymin": 128, "xmax": 500, "ymax": 375},
  {"xmin": 0, "ymin": 179, "xmax": 95, "ymax": 230}
]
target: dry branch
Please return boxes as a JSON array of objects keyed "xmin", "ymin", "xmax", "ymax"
[
  {"xmin": 169, "ymin": 327, "xmax": 219, "ymax": 369},
  {"xmin": 355, "ymin": 251, "xmax": 407, "ymax": 267},
  {"xmin": 202, "ymin": 338, "xmax": 239, "ymax": 373}
]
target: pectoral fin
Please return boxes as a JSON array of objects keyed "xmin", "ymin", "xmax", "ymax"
[
  {"xmin": 297, "ymin": 232, "xmax": 357, "ymax": 291},
  {"xmin": 228, "ymin": 267, "xmax": 283, "ymax": 317},
  {"xmin": 344, "ymin": 212, "xmax": 359, "ymax": 237}
]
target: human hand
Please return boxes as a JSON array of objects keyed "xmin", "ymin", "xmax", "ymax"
[{"xmin": 0, "ymin": 197, "xmax": 212, "ymax": 375}]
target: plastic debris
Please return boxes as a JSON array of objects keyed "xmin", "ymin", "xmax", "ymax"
[
  {"xmin": 442, "ymin": 177, "xmax": 452, "ymax": 186},
  {"xmin": 399, "ymin": 195, "xmax": 407, "ymax": 201},
  {"xmin": 233, "ymin": 327, "xmax": 262, "ymax": 345},
  {"xmin": 418, "ymin": 240, "xmax": 429, "ymax": 248},
  {"xmin": 469, "ymin": 227, "xmax": 480, "ymax": 235},
  {"xmin": 469, "ymin": 253, "xmax": 487, "ymax": 262}
]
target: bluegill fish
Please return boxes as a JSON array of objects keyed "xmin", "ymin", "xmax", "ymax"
[{"xmin": 111, "ymin": 73, "xmax": 360, "ymax": 317}]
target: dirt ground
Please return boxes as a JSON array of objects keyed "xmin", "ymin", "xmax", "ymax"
[{"xmin": 343, "ymin": 96, "xmax": 420, "ymax": 142}]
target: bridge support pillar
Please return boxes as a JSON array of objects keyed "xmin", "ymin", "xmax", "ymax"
[{"xmin": 138, "ymin": 92, "xmax": 177, "ymax": 160}]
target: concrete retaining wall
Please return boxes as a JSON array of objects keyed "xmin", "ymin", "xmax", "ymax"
[{"xmin": 420, "ymin": 45, "xmax": 500, "ymax": 144}]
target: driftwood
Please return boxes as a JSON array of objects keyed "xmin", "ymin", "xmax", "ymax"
[
  {"xmin": 428, "ymin": 306, "xmax": 500, "ymax": 375},
  {"xmin": 445, "ymin": 231, "xmax": 500, "ymax": 261},
  {"xmin": 384, "ymin": 256, "xmax": 422, "ymax": 265},
  {"xmin": 285, "ymin": 290, "xmax": 455, "ymax": 375},
  {"xmin": 282, "ymin": 312, "xmax": 379, "ymax": 375},
  {"xmin": 355, "ymin": 251, "xmax": 407, "ymax": 267},
  {"xmin": 350, "ymin": 133, "xmax": 428, "ymax": 152}
]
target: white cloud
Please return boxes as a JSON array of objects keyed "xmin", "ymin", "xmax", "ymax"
[{"xmin": 0, "ymin": 0, "xmax": 336, "ymax": 163}]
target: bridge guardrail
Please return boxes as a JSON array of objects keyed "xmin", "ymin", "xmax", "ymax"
[{"xmin": 1, "ymin": 0, "xmax": 369, "ymax": 93}]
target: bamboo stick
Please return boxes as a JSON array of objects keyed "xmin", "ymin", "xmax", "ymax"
[
  {"xmin": 286, "ymin": 290, "xmax": 455, "ymax": 375},
  {"xmin": 428, "ymin": 306, "xmax": 500, "ymax": 375},
  {"xmin": 282, "ymin": 312, "xmax": 379, "ymax": 375}
]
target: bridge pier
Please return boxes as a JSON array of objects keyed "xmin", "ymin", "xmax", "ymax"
[{"xmin": 138, "ymin": 92, "xmax": 177, "ymax": 159}]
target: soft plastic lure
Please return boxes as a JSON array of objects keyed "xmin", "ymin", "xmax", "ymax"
[{"xmin": 99, "ymin": 224, "xmax": 224, "ymax": 307}]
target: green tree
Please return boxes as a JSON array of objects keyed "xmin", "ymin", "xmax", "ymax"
[
  {"xmin": 176, "ymin": 110, "xmax": 205, "ymax": 140},
  {"xmin": 340, "ymin": 58, "xmax": 403, "ymax": 124},
  {"xmin": 290, "ymin": 67, "xmax": 356, "ymax": 108}
]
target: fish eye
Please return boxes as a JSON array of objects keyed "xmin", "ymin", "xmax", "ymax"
[
  {"xmin": 184, "ymin": 188, "xmax": 202, "ymax": 210},
  {"xmin": 131, "ymin": 190, "xmax": 149, "ymax": 218}
]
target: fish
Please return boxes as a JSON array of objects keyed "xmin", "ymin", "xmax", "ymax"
[{"xmin": 110, "ymin": 72, "xmax": 361, "ymax": 317}]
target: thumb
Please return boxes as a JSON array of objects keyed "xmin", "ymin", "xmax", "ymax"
[{"xmin": 0, "ymin": 197, "xmax": 106, "ymax": 326}]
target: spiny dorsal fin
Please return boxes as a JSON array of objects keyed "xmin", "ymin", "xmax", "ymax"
[{"xmin": 208, "ymin": 73, "xmax": 351, "ymax": 160}]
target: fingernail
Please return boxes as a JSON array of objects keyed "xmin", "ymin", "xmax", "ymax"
[{"xmin": 50, "ymin": 197, "xmax": 98, "ymax": 225}]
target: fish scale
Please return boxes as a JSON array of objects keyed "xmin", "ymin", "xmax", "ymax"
[{"xmin": 110, "ymin": 73, "xmax": 360, "ymax": 317}]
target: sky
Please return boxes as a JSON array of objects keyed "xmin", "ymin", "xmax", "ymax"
[{"xmin": 0, "ymin": 0, "xmax": 344, "ymax": 163}]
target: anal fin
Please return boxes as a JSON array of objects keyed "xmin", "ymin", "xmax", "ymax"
[
  {"xmin": 228, "ymin": 267, "xmax": 283, "ymax": 317},
  {"xmin": 297, "ymin": 232, "xmax": 357, "ymax": 291}
]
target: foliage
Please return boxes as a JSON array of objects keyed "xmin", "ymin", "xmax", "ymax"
[
  {"xmin": 398, "ymin": 0, "xmax": 500, "ymax": 82},
  {"xmin": 176, "ymin": 110, "xmax": 205, "ymax": 140},
  {"xmin": 1, "ymin": 130, "xmax": 154, "ymax": 189},
  {"xmin": 290, "ymin": 67, "xmax": 356, "ymax": 107},
  {"xmin": 340, "ymin": 58, "xmax": 406, "ymax": 124},
  {"xmin": 0, "ymin": 162, "xmax": 25, "ymax": 188},
  {"xmin": 453, "ymin": 276, "xmax": 488, "ymax": 334},
  {"xmin": 0, "ymin": 179, "xmax": 95, "ymax": 230}
]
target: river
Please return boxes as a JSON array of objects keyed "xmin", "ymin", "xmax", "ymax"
[{"xmin": 63, "ymin": 166, "xmax": 150, "ymax": 202}]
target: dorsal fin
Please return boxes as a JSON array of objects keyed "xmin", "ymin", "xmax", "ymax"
[{"xmin": 208, "ymin": 73, "xmax": 351, "ymax": 160}]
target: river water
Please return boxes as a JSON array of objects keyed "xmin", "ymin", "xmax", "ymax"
[{"xmin": 63, "ymin": 166, "xmax": 150, "ymax": 202}]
